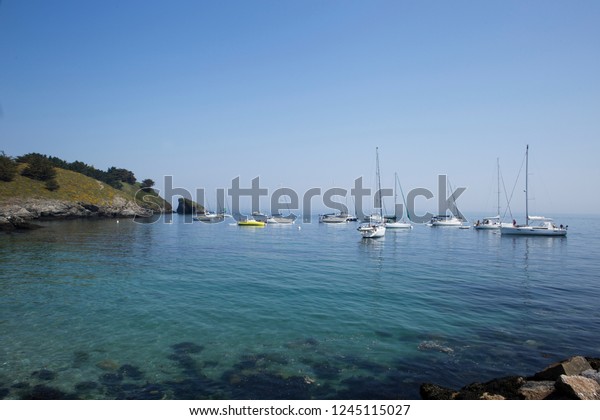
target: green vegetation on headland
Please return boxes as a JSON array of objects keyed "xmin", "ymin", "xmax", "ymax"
[
  {"xmin": 16, "ymin": 152, "xmax": 138, "ymax": 190},
  {"xmin": 0, "ymin": 152, "xmax": 172, "ymax": 230}
]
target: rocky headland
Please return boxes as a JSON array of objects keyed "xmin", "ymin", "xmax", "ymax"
[
  {"xmin": 0, "ymin": 197, "xmax": 153, "ymax": 231},
  {"xmin": 1, "ymin": 155, "xmax": 172, "ymax": 231},
  {"xmin": 421, "ymin": 355, "xmax": 600, "ymax": 400}
]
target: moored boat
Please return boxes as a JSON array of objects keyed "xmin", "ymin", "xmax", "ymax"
[
  {"xmin": 194, "ymin": 210, "xmax": 225, "ymax": 223},
  {"xmin": 474, "ymin": 216, "xmax": 502, "ymax": 230},
  {"xmin": 320, "ymin": 213, "xmax": 350, "ymax": 223},
  {"xmin": 501, "ymin": 217, "xmax": 567, "ymax": 236},
  {"xmin": 251, "ymin": 211, "xmax": 269, "ymax": 223},
  {"xmin": 268, "ymin": 213, "xmax": 297, "ymax": 224},
  {"xmin": 386, "ymin": 219, "xmax": 413, "ymax": 229},
  {"xmin": 358, "ymin": 147, "xmax": 386, "ymax": 239},
  {"xmin": 429, "ymin": 214, "xmax": 463, "ymax": 227},
  {"xmin": 500, "ymin": 145, "xmax": 567, "ymax": 237},
  {"xmin": 357, "ymin": 220, "xmax": 387, "ymax": 238},
  {"xmin": 237, "ymin": 219, "xmax": 266, "ymax": 227},
  {"xmin": 474, "ymin": 158, "xmax": 503, "ymax": 230},
  {"xmin": 385, "ymin": 172, "xmax": 412, "ymax": 229}
]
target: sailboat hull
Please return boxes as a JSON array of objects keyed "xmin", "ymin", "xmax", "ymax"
[
  {"xmin": 386, "ymin": 221, "xmax": 412, "ymax": 229},
  {"xmin": 500, "ymin": 226, "xmax": 567, "ymax": 236},
  {"xmin": 194, "ymin": 214, "xmax": 225, "ymax": 223},
  {"xmin": 474, "ymin": 224, "xmax": 500, "ymax": 230},
  {"xmin": 269, "ymin": 214, "xmax": 297, "ymax": 224},
  {"xmin": 358, "ymin": 225, "xmax": 386, "ymax": 238},
  {"xmin": 320, "ymin": 214, "xmax": 349, "ymax": 223},
  {"xmin": 430, "ymin": 219, "xmax": 463, "ymax": 227}
]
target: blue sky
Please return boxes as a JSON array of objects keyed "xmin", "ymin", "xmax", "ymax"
[{"xmin": 1, "ymin": 0, "xmax": 599, "ymax": 215}]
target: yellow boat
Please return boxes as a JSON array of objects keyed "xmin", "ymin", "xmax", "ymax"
[{"xmin": 237, "ymin": 219, "xmax": 266, "ymax": 227}]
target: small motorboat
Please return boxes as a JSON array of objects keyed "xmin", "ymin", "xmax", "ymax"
[{"xmin": 237, "ymin": 219, "xmax": 266, "ymax": 227}]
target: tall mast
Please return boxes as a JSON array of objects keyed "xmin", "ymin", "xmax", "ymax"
[
  {"xmin": 394, "ymin": 171, "xmax": 398, "ymax": 218},
  {"xmin": 376, "ymin": 147, "xmax": 382, "ymax": 218},
  {"xmin": 396, "ymin": 171, "xmax": 410, "ymax": 221},
  {"xmin": 525, "ymin": 144, "xmax": 529, "ymax": 226},
  {"xmin": 497, "ymin": 157, "xmax": 500, "ymax": 217}
]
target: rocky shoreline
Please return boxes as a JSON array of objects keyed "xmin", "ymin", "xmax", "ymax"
[
  {"xmin": 0, "ymin": 198, "xmax": 154, "ymax": 231},
  {"xmin": 421, "ymin": 356, "xmax": 600, "ymax": 400}
]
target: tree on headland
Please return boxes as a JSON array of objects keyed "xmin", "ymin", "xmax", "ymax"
[
  {"xmin": 14, "ymin": 152, "xmax": 152, "ymax": 193},
  {"xmin": 17, "ymin": 152, "xmax": 55, "ymax": 167},
  {"xmin": 17, "ymin": 153, "xmax": 139, "ymax": 189},
  {"xmin": 0, "ymin": 151, "xmax": 18, "ymax": 182},
  {"xmin": 20, "ymin": 154, "xmax": 57, "ymax": 181},
  {"xmin": 45, "ymin": 178, "xmax": 60, "ymax": 191},
  {"xmin": 140, "ymin": 178, "xmax": 155, "ymax": 193},
  {"xmin": 107, "ymin": 167, "xmax": 136, "ymax": 185}
]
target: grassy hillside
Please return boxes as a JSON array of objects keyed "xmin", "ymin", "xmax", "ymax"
[{"xmin": 0, "ymin": 164, "xmax": 171, "ymax": 212}]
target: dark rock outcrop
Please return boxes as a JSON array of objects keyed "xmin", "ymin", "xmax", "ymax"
[
  {"xmin": 587, "ymin": 357, "xmax": 600, "ymax": 370},
  {"xmin": 421, "ymin": 356, "xmax": 600, "ymax": 400},
  {"xmin": 0, "ymin": 198, "xmax": 153, "ymax": 229},
  {"xmin": 419, "ymin": 383, "xmax": 456, "ymax": 400},
  {"xmin": 0, "ymin": 215, "xmax": 42, "ymax": 231},
  {"xmin": 421, "ymin": 376, "xmax": 525, "ymax": 400},
  {"xmin": 176, "ymin": 198, "xmax": 201, "ymax": 215},
  {"xmin": 455, "ymin": 376, "xmax": 525, "ymax": 400}
]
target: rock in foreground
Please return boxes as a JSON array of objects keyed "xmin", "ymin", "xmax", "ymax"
[{"xmin": 421, "ymin": 356, "xmax": 600, "ymax": 400}]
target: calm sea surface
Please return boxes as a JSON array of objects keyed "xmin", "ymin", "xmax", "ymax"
[{"xmin": 1, "ymin": 215, "xmax": 599, "ymax": 399}]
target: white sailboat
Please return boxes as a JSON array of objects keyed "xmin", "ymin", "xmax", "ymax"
[
  {"xmin": 268, "ymin": 213, "xmax": 297, "ymax": 224},
  {"xmin": 429, "ymin": 214, "xmax": 464, "ymax": 226},
  {"xmin": 193, "ymin": 210, "xmax": 224, "ymax": 223},
  {"xmin": 251, "ymin": 211, "xmax": 269, "ymax": 222},
  {"xmin": 428, "ymin": 177, "xmax": 465, "ymax": 227},
  {"xmin": 385, "ymin": 172, "xmax": 412, "ymax": 229},
  {"xmin": 358, "ymin": 216, "xmax": 386, "ymax": 238},
  {"xmin": 474, "ymin": 158, "xmax": 502, "ymax": 230},
  {"xmin": 194, "ymin": 195, "xmax": 231, "ymax": 223},
  {"xmin": 319, "ymin": 212, "xmax": 351, "ymax": 223},
  {"xmin": 500, "ymin": 145, "xmax": 567, "ymax": 237},
  {"xmin": 268, "ymin": 196, "xmax": 297, "ymax": 224},
  {"xmin": 254, "ymin": 211, "xmax": 297, "ymax": 224},
  {"xmin": 358, "ymin": 147, "xmax": 386, "ymax": 239}
]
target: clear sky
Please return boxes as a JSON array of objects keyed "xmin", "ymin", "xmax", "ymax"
[{"xmin": 1, "ymin": 0, "xmax": 599, "ymax": 215}]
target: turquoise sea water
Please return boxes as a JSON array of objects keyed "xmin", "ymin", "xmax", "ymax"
[{"xmin": 1, "ymin": 215, "xmax": 599, "ymax": 399}]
